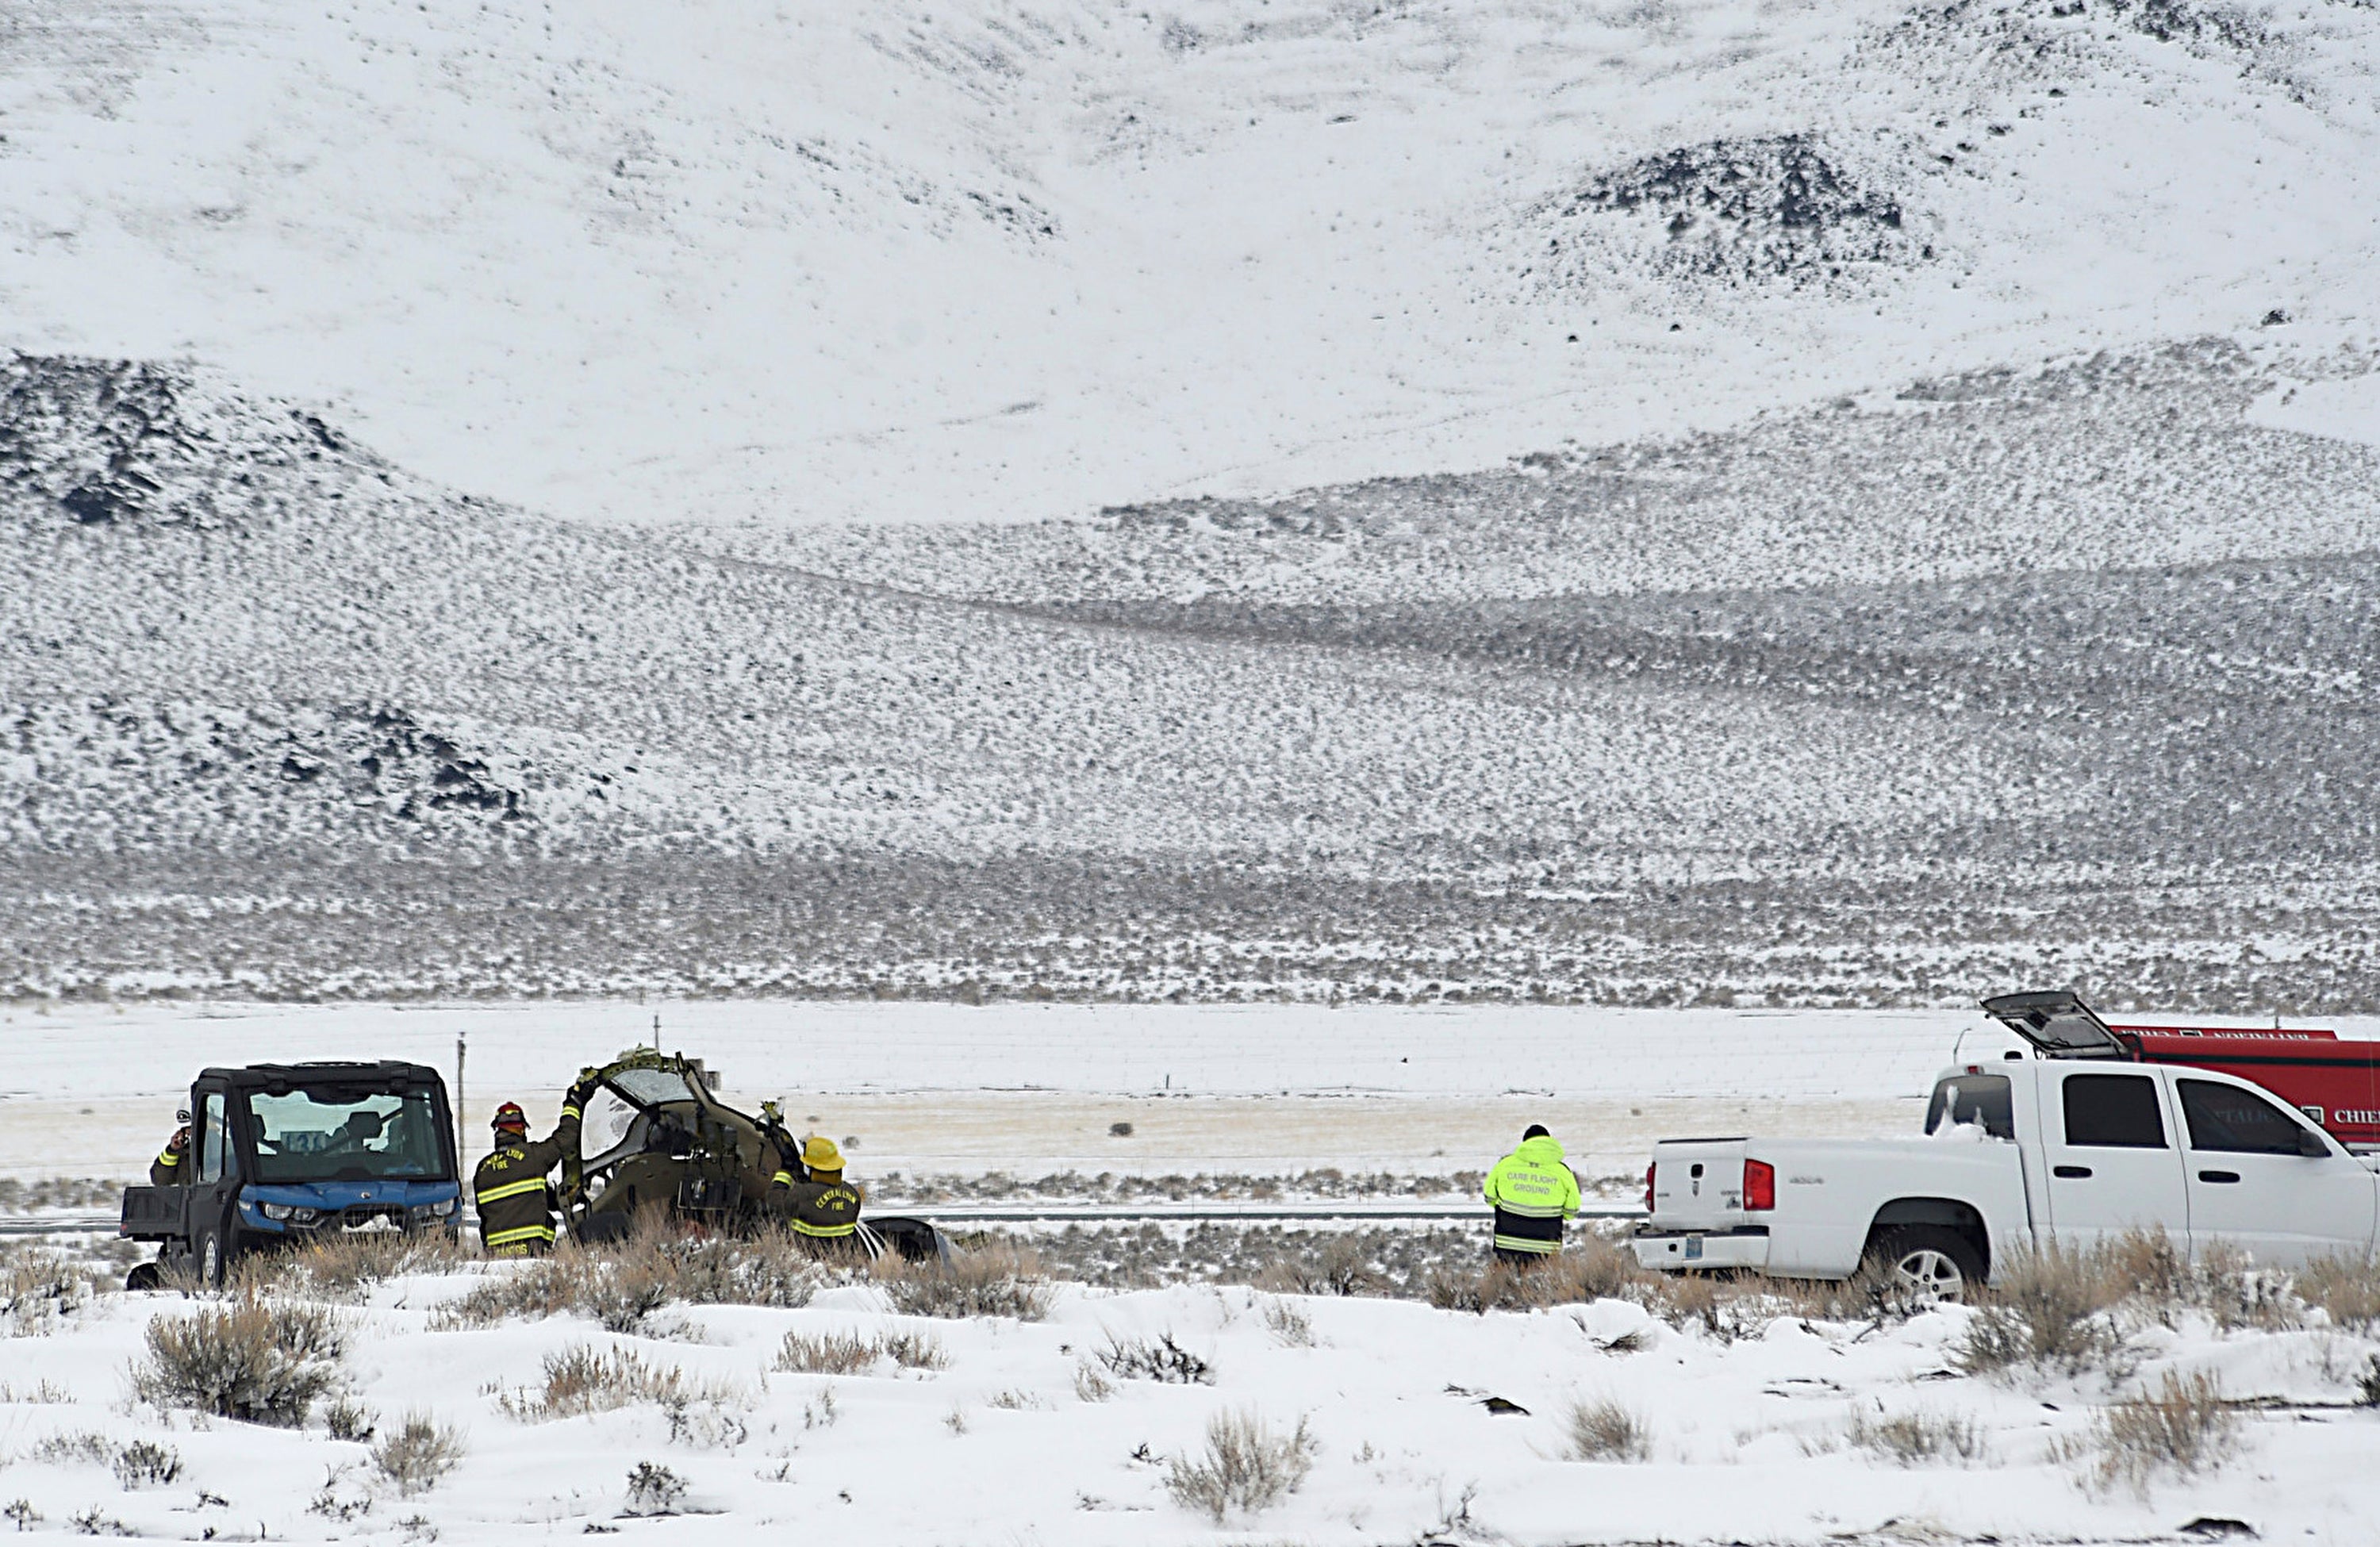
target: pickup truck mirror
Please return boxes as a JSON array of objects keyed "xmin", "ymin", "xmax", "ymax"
[{"xmin": 2300, "ymin": 1127, "xmax": 2332, "ymax": 1158}]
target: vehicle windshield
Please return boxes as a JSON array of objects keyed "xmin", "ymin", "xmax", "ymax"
[
  {"xmin": 244, "ymin": 1088, "xmax": 450, "ymax": 1184},
  {"xmin": 1925, "ymin": 1074, "xmax": 2016, "ymax": 1140},
  {"xmin": 580, "ymin": 1067, "xmax": 701, "ymax": 1165}
]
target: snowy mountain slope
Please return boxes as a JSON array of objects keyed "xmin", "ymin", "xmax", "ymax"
[
  {"xmin": 9, "ymin": 351, "xmax": 2380, "ymax": 1004},
  {"xmin": 1, "ymin": 0, "xmax": 2374, "ymax": 528},
  {"xmin": 709, "ymin": 339, "xmax": 2380, "ymax": 605}
]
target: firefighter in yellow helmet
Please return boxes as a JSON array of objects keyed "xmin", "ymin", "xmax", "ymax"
[
  {"xmin": 473, "ymin": 1077, "xmax": 590, "ymax": 1257},
  {"xmin": 774, "ymin": 1135, "xmax": 862, "ymax": 1252}
]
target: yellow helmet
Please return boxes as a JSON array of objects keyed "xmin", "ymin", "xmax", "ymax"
[{"xmin": 800, "ymin": 1135, "xmax": 843, "ymax": 1171}]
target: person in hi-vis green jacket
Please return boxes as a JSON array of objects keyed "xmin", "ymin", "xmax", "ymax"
[{"xmin": 1484, "ymin": 1125, "xmax": 1581, "ymax": 1264}]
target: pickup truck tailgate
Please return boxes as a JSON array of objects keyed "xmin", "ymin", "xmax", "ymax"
[{"xmin": 1648, "ymin": 1138, "xmax": 1753, "ymax": 1229}]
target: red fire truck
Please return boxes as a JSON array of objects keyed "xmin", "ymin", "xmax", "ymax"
[{"xmin": 1984, "ymin": 991, "xmax": 2380, "ymax": 1151}]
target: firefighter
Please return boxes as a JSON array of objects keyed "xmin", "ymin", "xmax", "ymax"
[
  {"xmin": 777, "ymin": 1136, "xmax": 862, "ymax": 1252},
  {"xmin": 473, "ymin": 1078, "xmax": 590, "ymax": 1258},
  {"xmin": 148, "ymin": 1114, "xmax": 192, "ymax": 1187},
  {"xmin": 1483, "ymin": 1123, "xmax": 1581, "ymax": 1265}
]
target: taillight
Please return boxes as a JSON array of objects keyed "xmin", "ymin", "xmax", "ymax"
[
  {"xmin": 1642, "ymin": 1163, "xmax": 1656, "ymax": 1213},
  {"xmin": 1742, "ymin": 1159, "xmax": 1775, "ymax": 1212}
]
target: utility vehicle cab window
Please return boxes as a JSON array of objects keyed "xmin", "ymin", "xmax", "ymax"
[
  {"xmin": 1925, "ymin": 1074, "xmax": 2015, "ymax": 1139},
  {"xmin": 198, "ymin": 1092, "xmax": 230, "ymax": 1184},
  {"xmin": 2180, "ymin": 1079, "xmax": 2320, "ymax": 1156},
  {"xmin": 2061, "ymin": 1073, "xmax": 2167, "ymax": 1148},
  {"xmin": 246, "ymin": 1088, "xmax": 446, "ymax": 1184}
]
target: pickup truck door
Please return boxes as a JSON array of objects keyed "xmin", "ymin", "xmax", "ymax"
[
  {"xmin": 2034, "ymin": 1067, "xmax": 2190, "ymax": 1249},
  {"xmin": 2175, "ymin": 1075, "xmax": 2379, "ymax": 1266}
]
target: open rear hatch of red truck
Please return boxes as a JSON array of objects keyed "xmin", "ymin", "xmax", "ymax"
[{"xmin": 1983, "ymin": 989, "xmax": 2380, "ymax": 1150}]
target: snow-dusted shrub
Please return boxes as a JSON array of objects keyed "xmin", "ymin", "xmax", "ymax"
[
  {"xmin": 111, "ymin": 1440, "xmax": 184, "ymax": 1490},
  {"xmin": 2297, "ymin": 1253, "xmax": 2380, "ymax": 1331},
  {"xmin": 1848, "ymin": 1407, "xmax": 1985, "ymax": 1465},
  {"xmin": 1955, "ymin": 1242, "xmax": 2127, "ymax": 1378},
  {"xmin": 22, "ymin": 1431, "xmax": 179, "ymax": 1488},
  {"xmin": 67, "ymin": 1506, "xmax": 132, "ymax": 1536},
  {"xmin": 1564, "ymin": 1399, "xmax": 1650, "ymax": 1462},
  {"xmin": 1096, "ymin": 1330, "xmax": 1214, "ymax": 1384},
  {"xmin": 1255, "ymin": 1234, "xmax": 1380, "ymax": 1297},
  {"xmin": 501, "ymin": 1345, "xmax": 739, "ymax": 1421},
  {"xmin": 1259, "ymin": 1296, "xmax": 1315, "ymax": 1347},
  {"xmin": 132, "ymin": 1295, "xmax": 346, "ymax": 1426},
  {"xmin": 1072, "ymin": 1361, "xmax": 1115, "ymax": 1403},
  {"xmin": 324, "ymin": 1395, "xmax": 378, "ymax": 1442},
  {"xmin": 2, "ymin": 1249, "xmax": 101, "ymax": 1336},
  {"xmin": 873, "ymin": 1245, "xmax": 1050, "ymax": 1321},
  {"xmin": 372, "ymin": 1413, "xmax": 465, "ymax": 1495},
  {"xmin": 1165, "ymin": 1409, "xmax": 1318, "ymax": 1522},
  {"xmin": 2079, "ymin": 1372, "xmax": 2236, "ymax": 1492},
  {"xmin": 622, "ymin": 1461, "xmax": 687, "ymax": 1517},
  {"xmin": 774, "ymin": 1330, "xmax": 878, "ymax": 1375},
  {"xmin": 879, "ymin": 1327, "xmax": 947, "ymax": 1371}
]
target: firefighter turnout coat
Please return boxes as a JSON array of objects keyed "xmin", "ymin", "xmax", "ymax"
[
  {"xmin": 1484, "ymin": 1134, "xmax": 1582, "ymax": 1256},
  {"xmin": 474, "ymin": 1098, "xmax": 584, "ymax": 1257},
  {"xmin": 781, "ymin": 1179, "xmax": 862, "ymax": 1248}
]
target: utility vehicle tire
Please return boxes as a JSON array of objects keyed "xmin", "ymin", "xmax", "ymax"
[
  {"xmin": 197, "ymin": 1226, "xmax": 227, "ymax": 1288},
  {"xmin": 125, "ymin": 1261, "xmax": 163, "ymax": 1292},
  {"xmin": 1864, "ymin": 1224, "xmax": 1983, "ymax": 1306}
]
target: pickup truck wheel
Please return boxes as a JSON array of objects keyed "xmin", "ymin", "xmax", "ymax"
[{"xmin": 1868, "ymin": 1225, "xmax": 1983, "ymax": 1307}]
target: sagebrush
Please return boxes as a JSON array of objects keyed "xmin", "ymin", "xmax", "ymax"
[
  {"xmin": 132, "ymin": 1295, "xmax": 346, "ymax": 1426},
  {"xmin": 1165, "ymin": 1410, "xmax": 1318, "ymax": 1522}
]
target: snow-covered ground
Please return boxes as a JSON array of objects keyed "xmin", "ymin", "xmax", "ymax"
[
  {"xmin": 3, "ymin": 1247, "xmax": 2375, "ymax": 1543},
  {"xmin": 2, "ymin": 1002, "xmax": 2007, "ymax": 1186}
]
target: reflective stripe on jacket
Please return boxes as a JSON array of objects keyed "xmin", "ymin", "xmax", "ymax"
[
  {"xmin": 1484, "ymin": 1136, "xmax": 1580, "ymax": 1254},
  {"xmin": 149, "ymin": 1146, "xmax": 185, "ymax": 1188},
  {"xmin": 781, "ymin": 1180, "xmax": 862, "ymax": 1242},
  {"xmin": 473, "ymin": 1108, "xmax": 580, "ymax": 1252}
]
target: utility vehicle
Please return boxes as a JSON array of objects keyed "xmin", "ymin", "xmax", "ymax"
[{"xmin": 120, "ymin": 1061, "xmax": 461, "ymax": 1287}]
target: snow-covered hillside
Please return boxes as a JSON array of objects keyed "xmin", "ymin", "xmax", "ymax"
[
  {"xmin": 2, "ymin": 0, "xmax": 2374, "ymax": 526},
  {"xmin": 6, "ymin": 2, "xmax": 2380, "ymax": 1005}
]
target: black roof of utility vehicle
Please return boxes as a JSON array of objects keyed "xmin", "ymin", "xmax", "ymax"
[{"xmin": 194, "ymin": 1062, "xmax": 448, "ymax": 1089}]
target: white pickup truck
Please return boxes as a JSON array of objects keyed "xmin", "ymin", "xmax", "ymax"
[{"xmin": 1631, "ymin": 1000, "xmax": 2380, "ymax": 1301}]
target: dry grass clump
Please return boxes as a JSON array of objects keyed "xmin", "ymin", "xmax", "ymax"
[
  {"xmin": 1848, "ymin": 1408, "xmax": 1987, "ymax": 1465},
  {"xmin": 1564, "ymin": 1399, "xmax": 1650, "ymax": 1462},
  {"xmin": 771, "ymin": 1325, "xmax": 947, "ymax": 1377},
  {"xmin": 132, "ymin": 1293, "xmax": 347, "ymax": 1426},
  {"xmin": 2297, "ymin": 1253, "xmax": 2380, "ymax": 1331},
  {"xmin": 499, "ymin": 1344, "xmax": 742, "ymax": 1421},
  {"xmin": 434, "ymin": 1234, "xmax": 827, "ymax": 1332},
  {"xmin": 2076, "ymin": 1371, "xmax": 2236, "ymax": 1493},
  {"xmin": 1425, "ymin": 1236, "xmax": 1651, "ymax": 1315},
  {"xmin": 371, "ymin": 1412, "xmax": 466, "ymax": 1495},
  {"xmin": 1955, "ymin": 1242, "xmax": 2127, "ymax": 1378},
  {"xmin": 775, "ymin": 1330, "xmax": 880, "ymax": 1376},
  {"xmin": 288, "ymin": 1232, "xmax": 469, "ymax": 1300},
  {"xmin": 872, "ymin": 1244, "xmax": 1051, "ymax": 1321},
  {"xmin": 1259, "ymin": 1296, "xmax": 1315, "ymax": 1347},
  {"xmin": 1165, "ymin": 1409, "xmax": 1318, "ymax": 1522}
]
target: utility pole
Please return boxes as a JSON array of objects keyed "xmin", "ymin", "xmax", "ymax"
[
  {"xmin": 455, "ymin": 1031, "xmax": 468, "ymax": 1186},
  {"xmin": 653, "ymin": 1012, "xmax": 661, "ymax": 1053}
]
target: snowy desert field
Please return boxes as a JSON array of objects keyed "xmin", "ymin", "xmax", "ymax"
[
  {"xmin": 0, "ymin": 1000, "xmax": 2028, "ymax": 1189},
  {"xmin": 6, "ymin": 1013, "xmax": 2380, "ymax": 1545}
]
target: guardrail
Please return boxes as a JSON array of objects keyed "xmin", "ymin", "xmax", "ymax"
[{"xmin": 2, "ymin": 1200, "xmax": 1647, "ymax": 1238}]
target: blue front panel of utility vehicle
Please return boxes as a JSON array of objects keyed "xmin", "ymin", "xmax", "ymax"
[{"xmin": 237, "ymin": 1178, "xmax": 462, "ymax": 1234}]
